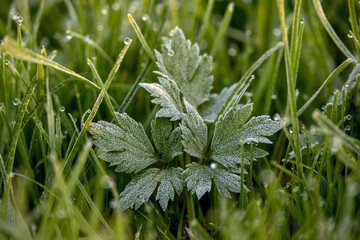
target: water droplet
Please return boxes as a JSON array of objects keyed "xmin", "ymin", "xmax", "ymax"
[
  {"xmin": 65, "ymin": 30, "xmax": 72, "ymax": 40},
  {"xmin": 97, "ymin": 24, "xmax": 103, "ymax": 31},
  {"xmin": 333, "ymin": 89, "xmax": 339, "ymax": 94},
  {"xmin": 17, "ymin": 15, "xmax": 23, "ymax": 26},
  {"xmin": 49, "ymin": 50, "xmax": 57, "ymax": 60},
  {"xmin": 345, "ymin": 114, "xmax": 352, "ymax": 120},
  {"xmin": 292, "ymin": 186, "xmax": 299, "ymax": 193},
  {"xmin": 271, "ymin": 94, "xmax": 277, "ymax": 100},
  {"xmin": 210, "ymin": 163, "xmax": 216, "ymax": 169},
  {"xmin": 142, "ymin": 14, "xmax": 149, "ymax": 21},
  {"xmin": 13, "ymin": 98, "xmax": 21, "ymax": 106},
  {"xmin": 124, "ymin": 37, "xmax": 131, "ymax": 45},
  {"xmin": 168, "ymin": 49, "xmax": 174, "ymax": 56},
  {"xmin": 345, "ymin": 125, "xmax": 351, "ymax": 131},
  {"xmin": 250, "ymin": 74, "xmax": 255, "ymax": 80},
  {"xmin": 259, "ymin": 170, "xmax": 275, "ymax": 188},
  {"xmin": 348, "ymin": 31, "xmax": 353, "ymax": 38},
  {"xmin": 227, "ymin": 47, "xmax": 237, "ymax": 56},
  {"xmin": 300, "ymin": 19, "xmax": 304, "ymax": 24},
  {"xmin": 289, "ymin": 130, "xmax": 293, "ymax": 134},
  {"xmin": 5, "ymin": 60, "xmax": 10, "ymax": 65},
  {"xmin": 100, "ymin": 175, "xmax": 115, "ymax": 189},
  {"xmin": 273, "ymin": 28, "xmax": 281, "ymax": 37},
  {"xmin": 273, "ymin": 113, "xmax": 280, "ymax": 121},
  {"xmin": 109, "ymin": 2, "xmax": 119, "ymax": 10},
  {"xmin": 101, "ymin": 7, "xmax": 108, "ymax": 15},
  {"xmin": 245, "ymin": 92, "xmax": 253, "ymax": 98},
  {"xmin": 10, "ymin": 8, "xmax": 18, "ymax": 21},
  {"xmin": 345, "ymin": 84, "xmax": 350, "ymax": 88},
  {"xmin": 59, "ymin": 106, "xmax": 65, "ymax": 112},
  {"xmin": 56, "ymin": 209, "xmax": 67, "ymax": 219},
  {"xmin": 81, "ymin": 109, "xmax": 91, "ymax": 126},
  {"xmin": 110, "ymin": 199, "xmax": 119, "ymax": 209},
  {"xmin": 302, "ymin": 191, "xmax": 309, "ymax": 201},
  {"xmin": 169, "ymin": 29, "xmax": 176, "ymax": 37}
]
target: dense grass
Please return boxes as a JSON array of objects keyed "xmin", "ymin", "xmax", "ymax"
[{"xmin": 0, "ymin": 0, "xmax": 360, "ymax": 239}]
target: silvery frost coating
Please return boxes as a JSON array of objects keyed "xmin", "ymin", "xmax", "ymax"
[
  {"xmin": 154, "ymin": 26, "xmax": 213, "ymax": 107},
  {"xmin": 88, "ymin": 27, "xmax": 281, "ymax": 211}
]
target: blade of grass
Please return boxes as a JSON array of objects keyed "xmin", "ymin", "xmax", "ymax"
[
  {"xmin": 5, "ymin": 76, "xmax": 37, "ymax": 173},
  {"xmin": 348, "ymin": 0, "xmax": 360, "ymax": 58},
  {"xmin": 71, "ymin": 31, "xmax": 114, "ymax": 65},
  {"xmin": 312, "ymin": 110, "xmax": 360, "ymax": 155},
  {"xmin": 297, "ymin": 58, "xmax": 353, "ymax": 116},
  {"xmin": 61, "ymin": 39, "xmax": 132, "ymax": 176},
  {"xmin": 128, "ymin": 13, "xmax": 155, "ymax": 61},
  {"xmin": 1, "ymin": 37, "xmax": 101, "ymax": 91},
  {"xmin": 217, "ymin": 42, "xmax": 283, "ymax": 121},
  {"xmin": 312, "ymin": 0, "xmax": 356, "ymax": 61},
  {"xmin": 210, "ymin": 2, "xmax": 234, "ymax": 56},
  {"xmin": 196, "ymin": 0, "xmax": 215, "ymax": 42},
  {"xmin": 117, "ymin": 60, "xmax": 152, "ymax": 113},
  {"xmin": 277, "ymin": 0, "xmax": 304, "ymax": 179}
]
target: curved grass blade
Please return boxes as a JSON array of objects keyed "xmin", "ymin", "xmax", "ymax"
[
  {"xmin": 312, "ymin": 0, "xmax": 356, "ymax": 61},
  {"xmin": 1, "ymin": 37, "xmax": 101, "ymax": 91},
  {"xmin": 61, "ymin": 39, "xmax": 132, "ymax": 176}
]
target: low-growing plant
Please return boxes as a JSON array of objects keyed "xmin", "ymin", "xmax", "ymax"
[{"xmin": 88, "ymin": 27, "xmax": 281, "ymax": 214}]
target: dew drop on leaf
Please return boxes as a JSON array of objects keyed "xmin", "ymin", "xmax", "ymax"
[
  {"xmin": 142, "ymin": 14, "xmax": 149, "ymax": 21},
  {"xmin": 101, "ymin": 7, "xmax": 109, "ymax": 15},
  {"xmin": 124, "ymin": 37, "xmax": 131, "ymax": 45},
  {"xmin": 168, "ymin": 49, "xmax": 175, "ymax": 56},
  {"xmin": 13, "ymin": 98, "xmax": 20, "ymax": 106}
]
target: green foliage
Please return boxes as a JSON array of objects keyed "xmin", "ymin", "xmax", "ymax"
[
  {"xmin": 88, "ymin": 113, "xmax": 157, "ymax": 174},
  {"xmin": 119, "ymin": 167, "xmax": 184, "ymax": 211},
  {"xmin": 1, "ymin": 0, "xmax": 360, "ymax": 239},
  {"xmin": 155, "ymin": 27, "xmax": 213, "ymax": 107},
  {"xmin": 151, "ymin": 118, "xmax": 182, "ymax": 162},
  {"xmin": 89, "ymin": 27, "xmax": 280, "ymax": 211}
]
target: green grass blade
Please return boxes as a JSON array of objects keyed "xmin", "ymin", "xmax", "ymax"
[
  {"xmin": 1, "ymin": 37, "xmax": 101, "ymax": 91},
  {"xmin": 128, "ymin": 13, "xmax": 155, "ymax": 61},
  {"xmin": 61, "ymin": 39, "xmax": 132, "ymax": 176},
  {"xmin": 210, "ymin": 2, "xmax": 234, "ymax": 56},
  {"xmin": 297, "ymin": 58, "xmax": 353, "ymax": 116},
  {"xmin": 217, "ymin": 42, "xmax": 283, "ymax": 121},
  {"xmin": 277, "ymin": 0, "xmax": 303, "ymax": 178},
  {"xmin": 348, "ymin": 0, "xmax": 360, "ymax": 58},
  {"xmin": 312, "ymin": 0, "xmax": 356, "ymax": 61}
]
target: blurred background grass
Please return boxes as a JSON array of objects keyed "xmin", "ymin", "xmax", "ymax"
[{"xmin": 0, "ymin": 0, "xmax": 359, "ymax": 239}]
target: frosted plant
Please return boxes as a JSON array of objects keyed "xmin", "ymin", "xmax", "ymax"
[{"xmin": 88, "ymin": 27, "xmax": 281, "ymax": 211}]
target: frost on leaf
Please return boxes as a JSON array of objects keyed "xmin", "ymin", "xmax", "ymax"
[
  {"xmin": 211, "ymin": 104, "xmax": 281, "ymax": 168},
  {"xmin": 183, "ymin": 163, "xmax": 245, "ymax": 199},
  {"xmin": 212, "ymin": 166, "xmax": 244, "ymax": 198},
  {"xmin": 180, "ymin": 100, "xmax": 207, "ymax": 159},
  {"xmin": 151, "ymin": 117, "xmax": 183, "ymax": 162},
  {"xmin": 155, "ymin": 168, "xmax": 184, "ymax": 210},
  {"xmin": 119, "ymin": 168, "xmax": 184, "ymax": 210},
  {"xmin": 88, "ymin": 113, "xmax": 157, "ymax": 173},
  {"xmin": 183, "ymin": 163, "xmax": 212, "ymax": 199},
  {"xmin": 155, "ymin": 26, "xmax": 213, "ymax": 107},
  {"xmin": 140, "ymin": 77, "xmax": 183, "ymax": 121}
]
